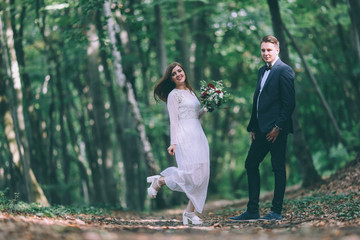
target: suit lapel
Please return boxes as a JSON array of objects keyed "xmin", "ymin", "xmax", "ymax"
[
  {"xmin": 255, "ymin": 67, "xmax": 265, "ymax": 96},
  {"xmin": 261, "ymin": 59, "xmax": 282, "ymax": 91}
]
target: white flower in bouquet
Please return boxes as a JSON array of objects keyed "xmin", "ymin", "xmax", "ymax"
[{"xmin": 200, "ymin": 80, "xmax": 230, "ymax": 112}]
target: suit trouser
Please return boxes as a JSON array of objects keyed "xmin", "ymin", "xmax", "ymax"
[{"xmin": 245, "ymin": 131, "xmax": 288, "ymax": 214}]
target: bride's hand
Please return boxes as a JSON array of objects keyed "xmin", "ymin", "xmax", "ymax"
[{"xmin": 167, "ymin": 144, "xmax": 176, "ymax": 156}]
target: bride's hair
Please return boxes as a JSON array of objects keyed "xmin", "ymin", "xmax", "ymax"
[{"xmin": 154, "ymin": 62, "xmax": 195, "ymax": 103}]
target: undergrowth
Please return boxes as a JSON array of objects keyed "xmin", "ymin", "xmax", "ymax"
[
  {"xmin": 1, "ymin": 190, "xmax": 359, "ymax": 222},
  {"xmin": 284, "ymin": 191, "xmax": 360, "ymax": 221},
  {"xmin": 0, "ymin": 191, "xmax": 113, "ymax": 218},
  {"xmin": 214, "ymin": 191, "xmax": 360, "ymax": 222}
]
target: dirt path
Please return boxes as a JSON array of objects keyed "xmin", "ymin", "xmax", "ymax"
[
  {"xmin": 1, "ymin": 190, "xmax": 359, "ymax": 240},
  {"xmin": 1, "ymin": 209, "xmax": 359, "ymax": 240},
  {"xmin": 1, "ymin": 157, "xmax": 359, "ymax": 240}
]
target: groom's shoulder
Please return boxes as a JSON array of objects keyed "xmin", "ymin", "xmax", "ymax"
[
  {"xmin": 277, "ymin": 60, "xmax": 294, "ymax": 75},
  {"xmin": 277, "ymin": 59, "xmax": 292, "ymax": 70}
]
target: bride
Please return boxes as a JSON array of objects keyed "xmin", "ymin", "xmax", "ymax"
[{"xmin": 150, "ymin": 62, "xmax": 210, "ymax": 225}]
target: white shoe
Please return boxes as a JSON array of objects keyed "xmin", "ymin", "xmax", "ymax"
[
  {"xmin": 146, "ymin": 175, "xmax": 161, "ymax": 199},
  {"xmin": 182, "ymin": 211, "xmax": 203, "ymax": 225}
]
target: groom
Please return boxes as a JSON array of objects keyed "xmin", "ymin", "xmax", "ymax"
[{"xmin": 231, "ymin": 35, "xmax": 295, "ymax": 221}]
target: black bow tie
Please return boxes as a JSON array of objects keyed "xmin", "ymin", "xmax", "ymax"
[{"xmin": 265, "ymin": 64, "xmax": 272, "ymax": 71}]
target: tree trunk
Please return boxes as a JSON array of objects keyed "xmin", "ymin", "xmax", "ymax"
[
  {"xmin": 347, "ymin": 0, "xmax": 360, "ymax": 123},
  {"xmin": 1, "ymin": 28, "xmax": 48, "ymax": 205},
  {"xmin": 86, "ymin": 22, "xmax": 111, "ymax": 204},
  {"xmin": 9, "ymin": 1, "xmax": 48, "ymax": 185},
  {"xmin": 153, "ymin": 0, "xmax": 171, "ymax": 168},
  {"xmin": 0, "ymin": 46, "xmax": 19, "ymax": 199},
  {"xmin": 71, "ymin": 77, "xmax": 100, "ymax": 203},
  {"xmin": 347, "ymin": 0, "xmax": 360, "ymax": 68},
  {"xmin": 192, "ymin": 1, "xmax": 210, "ymax": 90},
  {"xmin": 283, "ymin": 25, "xmax": 346, "ymax": 145},
  {"xmin": 104, "ymin": 0, "xmax": 159, "ymax": 176},
  {"xmin": 35, "ymin": 2, "xmax": 74, "ymax": 204},
  {"xmin": 104, "ymin": 1, "xmax": 163, "ymax": 209},
  {"xmin": 46, "ymin": 71, "xmax": 60, "ymax": 203},
  {"xmin": 309, "ymin": 27, "xmax": 358, "ymax": 123},
  {"xmin": 54, "ymin": 51, "xmax": 72, "ymax": 204},
  {"xmin": 154, "ymin": 1, "xmax": 167, "ymax": 76},
  {"xmin": 116, "ymin": 16, "xmax": 138, "ymax": 100},
  {"xmin": 1, "ymin": 6, "xmax": 49, "ymax": 205},
  {"xmin": 176, "ymin": 0, "xmax": 194, "ymax": 81},
  {"xmin": 63, "ymin": 78, "xmax": 91, "ymax": 204},
  {"xmin": 2, "ymin": 110, "xmax": 49, "ymax": 205},
  {"xmin": 95, "ymin": 9, "xmax": 146, "ymax": 209},
  {"xmin": 0, "ymin": 6, "xmax": 32, "ymax": 202},
  {"xmin": 115, "ymin": 0, "xmax": 150, "ymax": 105},
  {"xmin": 267, "ymin": 0, "xmax": 323, "ymax": 187}
]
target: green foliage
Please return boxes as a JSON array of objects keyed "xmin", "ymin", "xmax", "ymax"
[
  {"xmin": 0, "ymin": 190, "xmax": 113, "ymax": 217},
  {"xmin": 1, "ymin": 0, "xmax": 359, "ymax": 211},
  {"xmin": 0, "ymin": 191, "xmax": 20, "ymax": 212},
  {"xmin": 216, "ymin": 191, "xmax": 360, "ymax": 222},
  {"xmin": 313, "ymin": 143, "xmax": 353, "ymax": 177},
  {"xmin": 285, "ymin": 192, "xmax": 360, "ymax": 221}
]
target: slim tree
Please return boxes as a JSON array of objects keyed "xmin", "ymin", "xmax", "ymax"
[
  {"xmin": 104, "ymin": 0, "xmax": 158, "ymax": 175},
  {"xmin": 283, "ymin": 25, "xmax": 346, "ymax": 145},
  {"xmin": 154, "ymin": 1, "xmax": 167, "ymax": 76},
  {"xmin": 1, "ymin": 5, "xmax": 32, "ymax": 202},
  {"xmin": 0, "ymin": 6, "xmax": 48, "ymax": 204},
  {"xmin": 347, "ymin": 0, "xmax": 360, "ymax": 123},
  {"xmin": 192, "ymin": 1, "xmax": 210, "ymax": 90},
  {"xmin": 347, "ymin": 0, "xmax": 360, "ymax": 68},
  {"xmin": 35, "ymin": 0, "xmax": 74, "ymax": 204},
  {"xmin": 86, "ymin": 22, "xmax": 110, "ymax": 203},
  {"xmin": 104, "ymin": 0, "xmax": 160, "ymax": 209},
  {"xmin": 267, "ymin": 0, "xmax": 323, "ymax": 187},
  {"xmin": 176, "ymin": 0, "xmax": 194, "ymax": 81},
  {"xmin": 9, "ymin": 1, "xmax": 48, "ymax": 185}
]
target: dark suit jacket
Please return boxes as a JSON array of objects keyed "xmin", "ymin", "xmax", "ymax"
[{"xmin": 247, "ymin": 59, "xmax": 295, "ymax": 134}]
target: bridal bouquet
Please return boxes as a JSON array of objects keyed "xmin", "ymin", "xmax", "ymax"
[{"xmin": 200, "ymin": 80, "xmax": 230, "ymax": 112}]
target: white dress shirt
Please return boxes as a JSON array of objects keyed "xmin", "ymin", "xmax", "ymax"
[{"xmin": 257, "ymin": 58, "xmax": 279, "ymax": 118}]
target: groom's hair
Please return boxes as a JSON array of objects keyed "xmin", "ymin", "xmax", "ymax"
[{"xmin": 260, "ymin": 35, "xmax": 280, "ymax": 49}]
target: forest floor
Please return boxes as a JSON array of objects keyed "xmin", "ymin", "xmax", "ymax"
[{"xmin": 1, "ymin": 155, "xmax": 359, "ymax": 240}]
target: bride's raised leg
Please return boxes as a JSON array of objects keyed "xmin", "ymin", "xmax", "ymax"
[{"xmin": 147, "ymin": 175, "xmax": 165, "ymax": 199}]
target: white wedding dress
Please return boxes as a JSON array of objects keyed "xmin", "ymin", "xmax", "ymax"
[{"xmin": 161, "ymin": 88, "xmax": 210, "ymax": 213}]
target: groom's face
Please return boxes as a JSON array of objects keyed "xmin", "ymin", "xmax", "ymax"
[{"xmin": 261, "ymin": 42, "xmax": 279, "ymax": 64}]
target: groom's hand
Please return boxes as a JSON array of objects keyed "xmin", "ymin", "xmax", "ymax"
[
  {"xmin": 251, "ymin": 132, "xmax": 256, "ymax": 143},
  {"xmin": 266, "ymin": 128, "xmax": 279, "ymax": 143}
]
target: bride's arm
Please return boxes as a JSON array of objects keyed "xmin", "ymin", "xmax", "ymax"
[
  {"xmin": 167, "ymin": 92, "xmax": 179, "ymax": 148},
  {"xmin": 199, "ymin": 105, "xmax": 208, "ymax": 119}
]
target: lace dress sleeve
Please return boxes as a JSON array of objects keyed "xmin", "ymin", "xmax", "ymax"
[
  {"xmin": 167, "ymin": 91, "xmax": 180, "ymax": 145},
  {"xmin": 198, "ymin": 105, "xmax": 208, "ymax": 119}
]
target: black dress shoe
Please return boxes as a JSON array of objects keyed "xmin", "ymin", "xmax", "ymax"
[
  {"xmin": 230, "ymin": 211, "xmax": 260, "ymax": 221},
  {"xmin": 259, "ymin": 211, "xmax": 283, "ymax": 221}
]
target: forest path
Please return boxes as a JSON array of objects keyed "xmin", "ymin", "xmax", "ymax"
[{"xmin": 1, "ymin": 156, "xmax": 359, "ymax": 240}]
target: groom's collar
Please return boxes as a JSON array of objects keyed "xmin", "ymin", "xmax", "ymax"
[{"xmin": 269, "ymin": 57, "xmax": 279, "ymax": 67}]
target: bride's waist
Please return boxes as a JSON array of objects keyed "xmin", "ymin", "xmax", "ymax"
[{"xmin": 179, "ymin": 116, "xmax": 199, "ymax": 120}]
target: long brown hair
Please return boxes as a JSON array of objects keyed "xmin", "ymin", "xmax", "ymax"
[{"xmin": 154, "ymin": 62, "xmax": 195, "ymax": 103}]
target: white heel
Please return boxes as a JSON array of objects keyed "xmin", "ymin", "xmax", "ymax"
[
  {"xmin": 147, "ymin": 175, "xmax": 161, "ymax": 183},
  {"xmin": 183, "ymin": 211, "xmax": 202, "ymax": 225},
  {"xmin": 183, "ymin": 213, "xmax": 189, "ymax": 225},
  {"xmin": 146, "ymin": 175, "xmax": 161, "ymax": 199}
]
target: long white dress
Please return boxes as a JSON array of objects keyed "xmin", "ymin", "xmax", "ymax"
[{"xmin": 160, "ymin": 88, "xmax": 210, "ymax": 213}]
